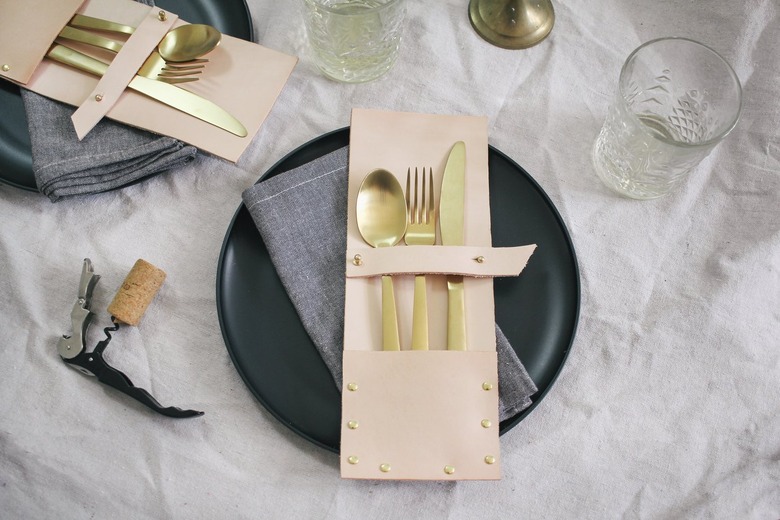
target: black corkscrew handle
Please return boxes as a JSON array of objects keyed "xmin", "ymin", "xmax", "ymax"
[{"xmin": 65, "ymin": 321, "xmax": 204, "ymax": 419}]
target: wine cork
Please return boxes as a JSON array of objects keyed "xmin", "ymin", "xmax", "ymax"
[{"xmin": 107, "ymin": 259, "xmax": 166, "ymax": 326}]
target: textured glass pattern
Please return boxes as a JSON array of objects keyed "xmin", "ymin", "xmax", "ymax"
[
  {"xmin": 592, "ymin": 39, "xmax": 741, "ymax": 199},
  {"xmin": 593, "ymin": 100, "xmax": 708, "ymax": 200},
  {"xmin": 303, "ymin": 0, "xmax": 406, "ymax": 83}
]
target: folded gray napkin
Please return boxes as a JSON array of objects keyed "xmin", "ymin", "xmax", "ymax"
[
  {"xmin": 21, "ymin": 0, "xmax": 197, "ymax": 202},
  {"xmin": 242, "ymin": 146, "xmax": 538, "ymax": 421}
]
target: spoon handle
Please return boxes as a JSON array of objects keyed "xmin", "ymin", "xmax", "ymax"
[{"xmin": 381, "ymin": 275, "xmax": 401, "ymax": 351}]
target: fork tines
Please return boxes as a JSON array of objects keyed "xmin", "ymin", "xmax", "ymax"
[
  {"xmin": 404, "ymin": 167, "xmax": 436, "ymax": 246},
  {"xmin": 406, "ymin": 167, "xmax": 435, "ymax": 225}
]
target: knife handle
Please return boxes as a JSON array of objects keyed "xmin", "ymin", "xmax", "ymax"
[
  {"xmin": 446, "ymin": 276, "xmax": 467, "ymax": 351},
  {"xmin": 47, "ymin": 44, "xmax": 109, "ymax": 78},
  {"xmin": 381, "ymin": 275, "xmax": 401, "ymax": 351},
  {"xmin": 59, "ymin": 26, "xmax": 124, "ymax": 54},
  {"xmin": 70, "ymin": 14, "xmax": 136, "ymax": 35}
]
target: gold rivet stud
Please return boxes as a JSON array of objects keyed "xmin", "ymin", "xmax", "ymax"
[
  {"xmin": 1, "ymin": 64, "xmax": 10, "ymax": 72},
  {"xmin": 481, "ymin": 419, "xmax": 492, "ymax": 428},
  {"xmin": 347, "ymin": 455, "xmax": 359, "ymax": 465},
  {"xmin": 475, "ymin": 256, "xmax": 485, "ymax": 263},
  {"xmin": 482, "ymin": 382, "xmax": 493, "ymax": 391},
  {"xmin": 347, "ymin": 420, "xmax": 359, "ymax": 430},
  {"xmin": 94, "ymin": 94, "xmax": 104, "ymax": 102},
  {"xmin": 444, "ymin": 465, "xmax": 455, "ymax": 475},
  {"xmin": 347, "ymin": 382, "xmax": 358, "ymax": 391},
  {"xmin": 379, "ymin": 463, "xmax": 391, "ymax": 473},
  {"xmin": 352, "ymin": 254, "xmax": 363, "ymax": 266},
  {"xmin": 484, "ymin": 455, "xmax": 496, "ymax": 465},
  {"xmin": 158, "ymin": 10, "xmax": 167, "ymax": 21}
]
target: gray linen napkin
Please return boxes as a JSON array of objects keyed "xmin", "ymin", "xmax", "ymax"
[
  {"xmin": 242, "ymin": 146, "xmax": 538, "ymax": 421},
  {"xmin": 21, "ymin": 0, "xmax": 197, "ymax": 202}
]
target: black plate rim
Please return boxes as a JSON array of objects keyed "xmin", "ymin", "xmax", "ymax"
[
  {"xmin": 0, "ymin": 0, "xmax": 253, "ymax": 193},
  {"xmin": 234, "ymin": 0, "xmax": 254, "ymax": 40},
  {"xmin": 216, "ymin": 128, "xmax": 348, "ymax": 453},
  {"xmin": 216, "ymin": 127, "xmax": 580, "ymax": 454},
  {"xmin": 492, "ymin": 143, "xmax": 581, "ymax": 432}
]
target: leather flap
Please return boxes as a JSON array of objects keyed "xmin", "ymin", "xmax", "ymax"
[
  {"xmin": 345, "ymin": 244, "xmax": 537, "ymax": 278},
  {"xmin": 71, "ymin": 5, "xmax": 177, "ymax": 138},
  {"xmin": 340, "ymin": 351, "xmax": 501, "ymax": 481},
  {"xmin": 0, "ymin": 0, "xmax": 85, "ymax": 84}
]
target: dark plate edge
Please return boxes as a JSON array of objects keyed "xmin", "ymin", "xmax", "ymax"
[
  {"xmin": 216, "ymin": 127, "xmax": 582, "ymax": 452},
  {"xmin": 490, "ymin": 145, "xmax": 581, "ymax": 433},
  {"xmin": 235, "ymin": 0, "xmax": 255, "ymax": 42},
  {"xmin": 216, "ymin": 128, "xmax": 347, "ymax": 454}
]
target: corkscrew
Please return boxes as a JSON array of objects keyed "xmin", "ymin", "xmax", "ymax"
[{"xmin": 58, "ymin": 258, "xmax": 203, "ymax": 419}]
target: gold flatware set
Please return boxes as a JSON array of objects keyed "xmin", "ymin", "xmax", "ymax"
[
  {"xmin": 356, "ymin": 142, "xmax": 468, "ymax": 351},
  {"xmin": 45, "ymin": 14, "xmax": 247, "ymax": 137},
  {"xmin": 58, "ymin": 18, "xmax": 222, "ymax": 83}
]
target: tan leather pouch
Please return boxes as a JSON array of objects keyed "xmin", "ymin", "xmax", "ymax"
[
  {"xmin": 341, "ymin": 351, "xmax": 501, "ymax": 480},
  {"xmin": 2, "ymin": 0, "xmax": 298, "ymax": 162},
  {"xmin": 341, "ymin": 109, "xmax": 536, "ymax": 480}
]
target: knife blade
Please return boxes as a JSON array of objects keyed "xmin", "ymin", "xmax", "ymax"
[
  {"xmin": 439, "ymin": 141, "xmax": 467, "ymax": 351},
  {"xmin": 46, "ymin": 44, "xmax": 247, "ymax": 137}
]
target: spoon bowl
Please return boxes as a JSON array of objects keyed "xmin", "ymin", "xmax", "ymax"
[
  {"xmin": 157, "ymin": 24, "xmax": 222, "ymax": 63},
  {"xmin": 356, "ymin": 169, "xmax": 407, "ymax": 351},
  {"xmin": 356, "ymin": 169, "xmax": 407, "ymax": 248}
]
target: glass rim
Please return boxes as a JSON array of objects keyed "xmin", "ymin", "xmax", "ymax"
[
  {"xmin": 618, "ymin": 36, "xmax": 743, "ymax": 149},
  {"xmin": 302, "ymin": 0, "xmax": 404, "ymax": 15}
]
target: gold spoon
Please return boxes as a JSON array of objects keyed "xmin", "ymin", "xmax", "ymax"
[
  {"xmin": 157, "ymin": 24, "xmax": 222, "ymax": 63},
  {"xmin": 356, "ymin": 169, "xmax": 407, "ymax": 351}
]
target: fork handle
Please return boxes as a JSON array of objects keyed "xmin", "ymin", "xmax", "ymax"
[
  {"xmin": 446, "ymin": 276, "xmax": 467, "ymax": 351},
  {"xmin": 381, "ymin": 275, "xmax": 401, "ymax": 351},
  {"xmin": 411, "ymin": 275, "xmax": 429, "ymax": 350}
]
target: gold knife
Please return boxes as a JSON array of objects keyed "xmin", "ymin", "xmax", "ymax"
[
  {"xmin": 439, "ymin": 141, "xmax": 467, "ymax": 350},
  {"xmin": 46, "ymin": 44, "xmax": 247, "ymax": 137}
]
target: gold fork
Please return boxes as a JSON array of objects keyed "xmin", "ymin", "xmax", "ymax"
[
  {"xmin": 405, "ymin": 167, "xmax": 436, "ymax": 350},
  {"xmin": 138, "ymin": 51, "xmax": 202, "ymax": 84}
]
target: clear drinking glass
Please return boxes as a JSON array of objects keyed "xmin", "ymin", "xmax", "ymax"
[
  {"xmin": 301, "ymin": 0, "xmax": 406, "ymax": 83},
  {"xmin": 592, "ymin": 37, "xmax": 742, "ymax": 199}
]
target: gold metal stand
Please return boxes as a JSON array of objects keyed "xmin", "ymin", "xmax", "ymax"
[{"xmin": 468, "ymin": 0, "xmax": 555, "ymax": 49}]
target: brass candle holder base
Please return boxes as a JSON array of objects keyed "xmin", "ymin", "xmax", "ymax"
[{"xmin": 469, "ymin": 0, "xmax": 555, "ymax": 50}]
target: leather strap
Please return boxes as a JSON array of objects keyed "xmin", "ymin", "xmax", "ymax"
[
  {"xmin": 345, "ymin": 244, "xmax": 537, "ymax": 278},
  {"xmin": 71, "ymin": 7, "xmax": 177, "ymax": 139}
]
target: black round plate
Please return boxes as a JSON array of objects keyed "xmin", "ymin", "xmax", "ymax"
[
  {"xmin": 217, "ymin": 128, "xmax": 580, "ymax": 453},
  {"xmin": 0, "ymin": 0, "xmax": 253, "ymax": 192}
]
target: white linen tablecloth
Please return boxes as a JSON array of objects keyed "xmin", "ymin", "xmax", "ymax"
[{"xmin": 1, "ymin": 0, "xmax": 778, "ymax": 517}]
